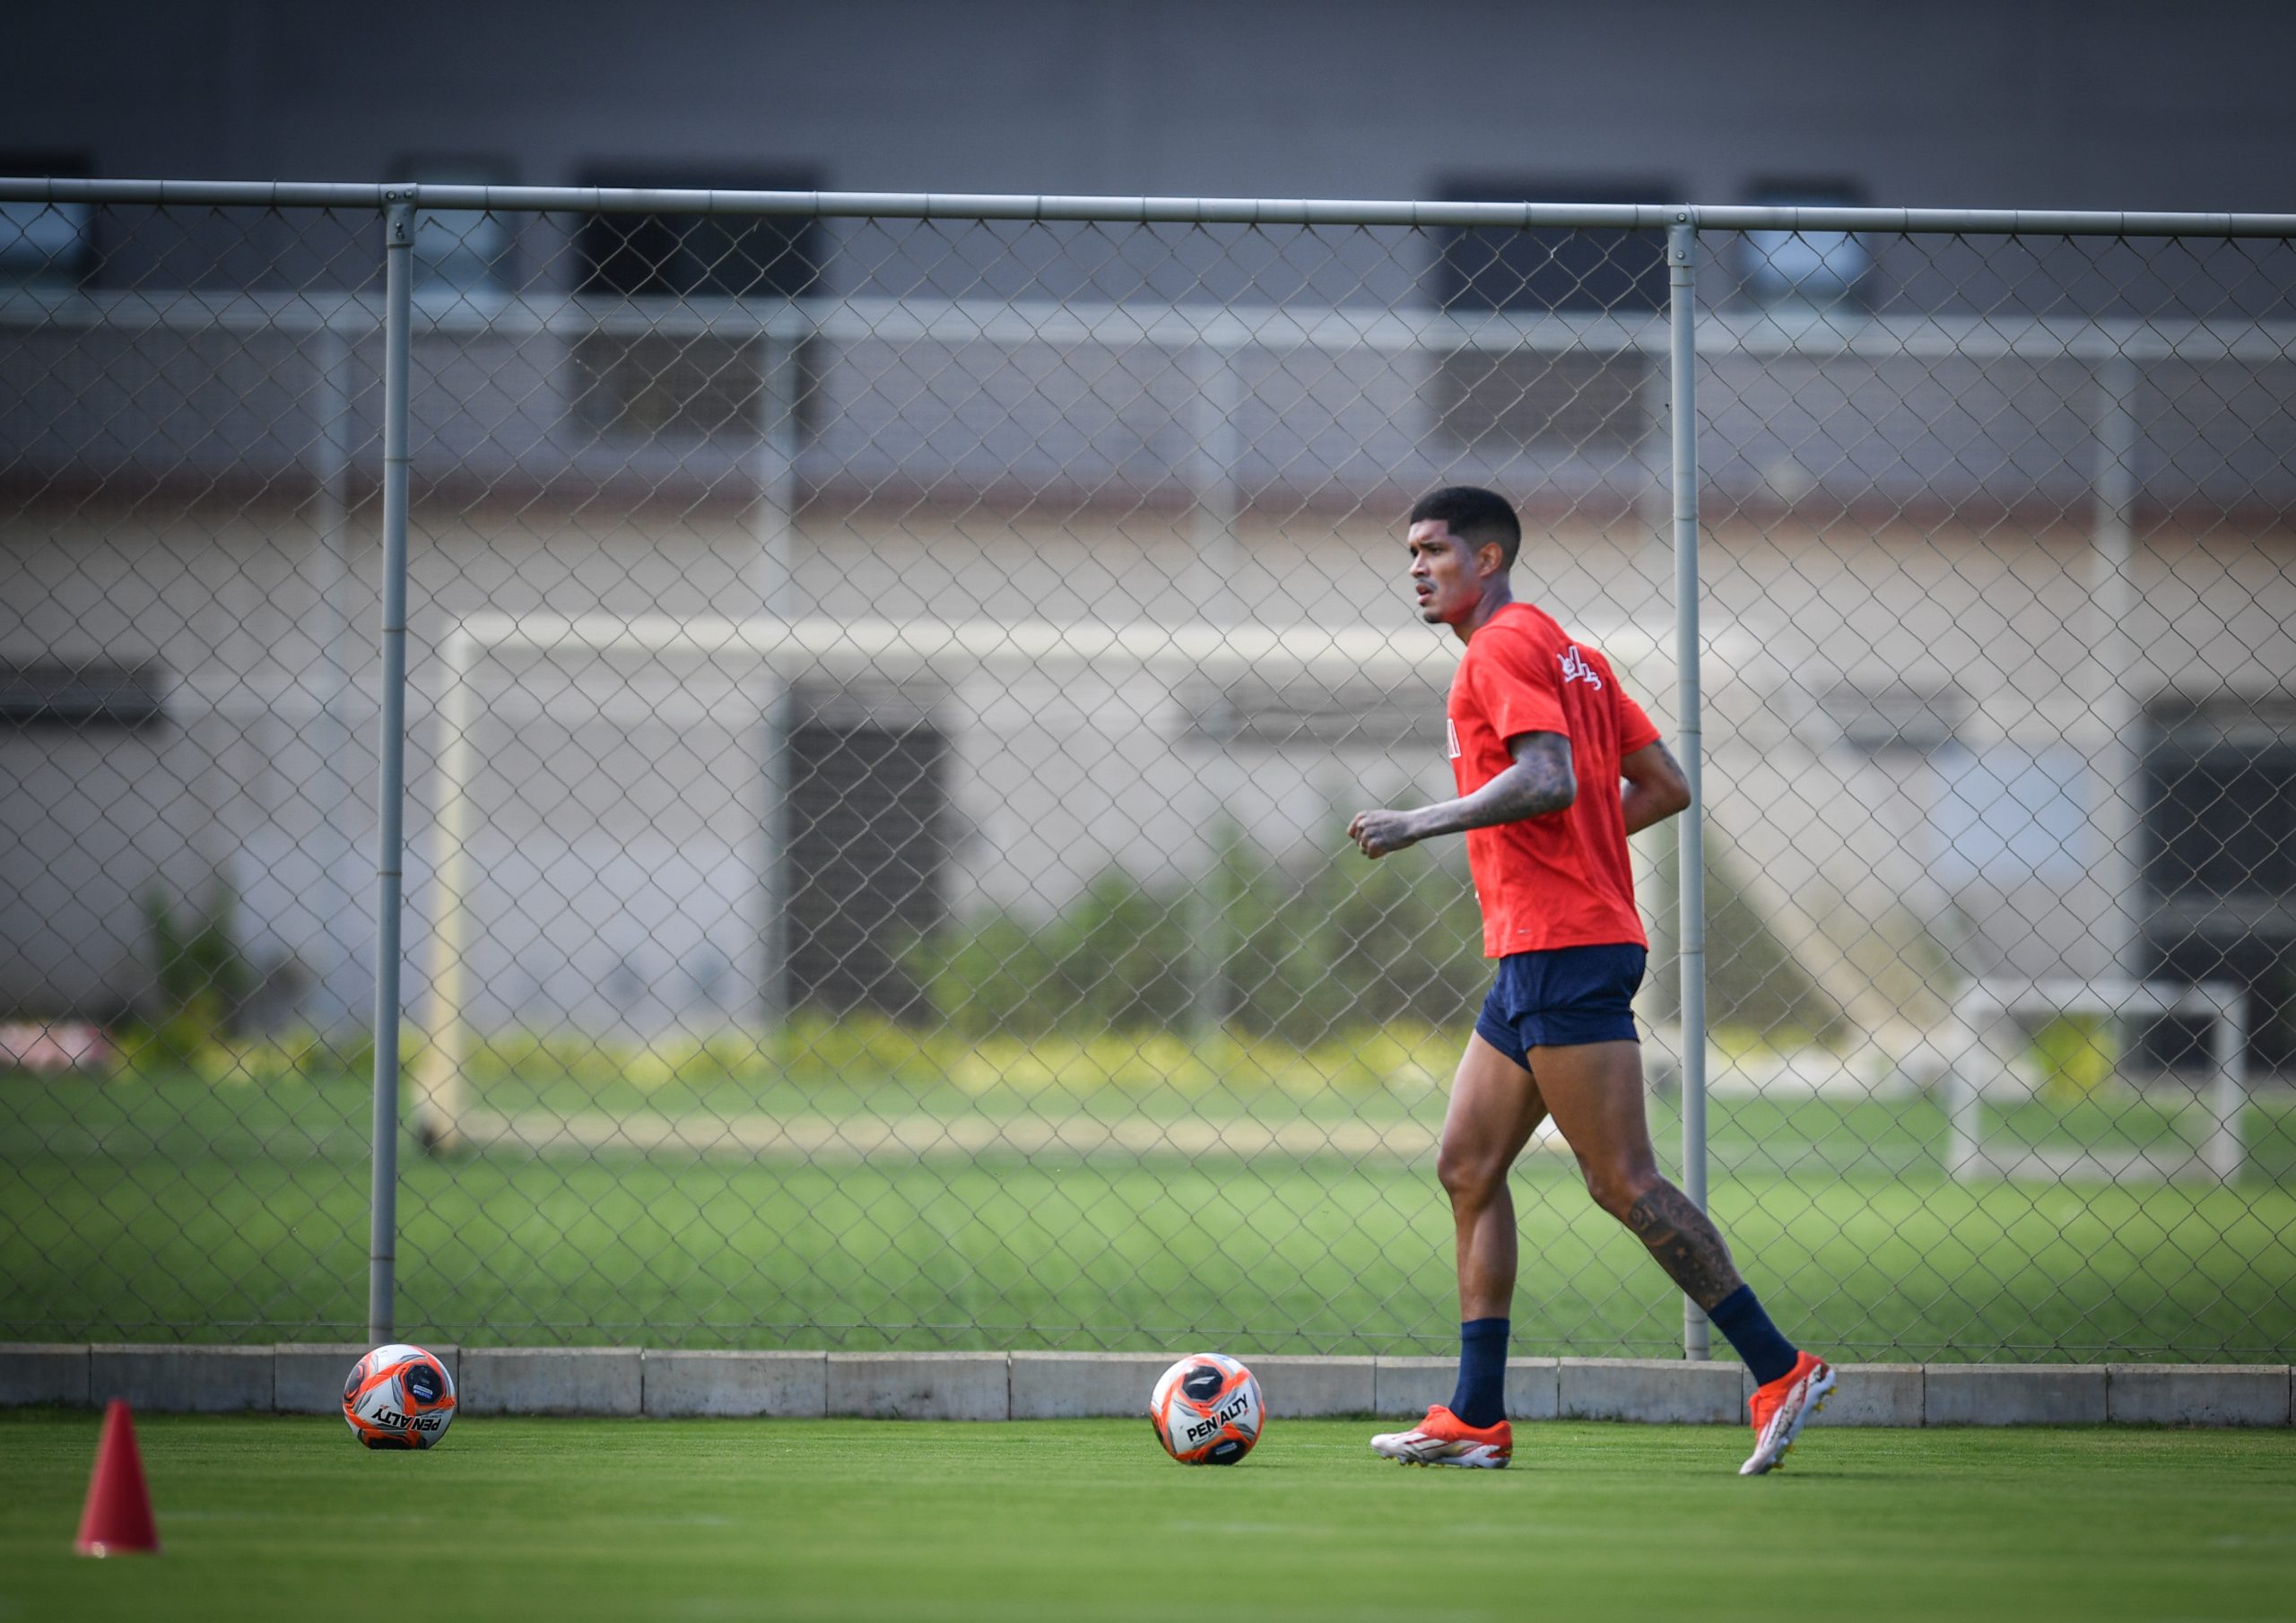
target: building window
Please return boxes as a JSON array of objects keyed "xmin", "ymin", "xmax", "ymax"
[
  {"xmin": 2139, "ymin": 699, "xmax": 2296, "ymax": 1072},
  {"xmin": 1183, "ymin": 670, "xmax": 1446, "ymax": 750},
  {"xmin": 0, "ymin": 153, "xmax": 95, "ymax": 290},
  {"xmin": 1738, "ymin": 180, "xmax": 1872, "ymax": 310},
  {"xmin": 1820, "ymin": 680, "xmax": 1971, "ymax": 754},
  {"xmin": 399, "ymin": 159, "xmax": 517, "ymax": 297},
  {"xmin": 570, "ymin": 165, "xmax": 824, "ymax": 439},
  {"xmin": 573, "ymin": 165, "xmax": 823, "ymax": 300},
  {"xmin": 1928, "ymin": 743, "xmax": 2095, "ymax": 888},
  {"xmin": 783, "ymin": 685, "xmax": 949, "ymax": 1019},
  {"xmin": 0, "ymin": 657, "xmax": 166, "ymax": 730},
  {"xmin": 1427, "ymin": 178, "xmax": 1673, "ymax": 455},
  {"xmin": 1432, "ymin": 178, "xmax": 1673, "ymax": 316}
]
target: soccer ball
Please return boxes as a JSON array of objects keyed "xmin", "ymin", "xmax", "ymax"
[
  {"xmin": 343, "ymin": 1343, "xmax": 457, "ymax": 1450},
  {"xmin": 1150, "ymin": 1352, "xmax": 1264, "ymax": 1465}
]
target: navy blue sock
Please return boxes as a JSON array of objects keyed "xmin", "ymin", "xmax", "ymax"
[
  {"xmin": 1448, "ymin": 1316, "xmax": 1510, "ymax": 1428},
  {"xmin": 1707, "ymin": 1285, "xmax": 1797, "ymax": 1385}
]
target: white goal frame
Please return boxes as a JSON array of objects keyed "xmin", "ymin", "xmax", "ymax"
[
  {"xmin": 1946, "ymin": 976, "xmax": 2250, "ymax": 1183},
  {"xmin": 412, "ymin": 609, "xmax": 1479, "ymax": 1148}
]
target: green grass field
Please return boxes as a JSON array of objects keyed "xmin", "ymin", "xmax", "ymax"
[
  {"xmin": 5, "ymin": 1055, "xmax": 2293, "ymax": 1360},
  {"xmin": 4, "ymin": 1411, "xmax": 2294, "ymax": 1622}
]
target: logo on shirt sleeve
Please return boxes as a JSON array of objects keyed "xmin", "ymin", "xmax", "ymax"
[
  {"xmin": 1446, "ymin": 717, "xmax": 1461, "ymax": 760},
  {"xmin": 1559, "ymin": 646, "xmax": 1604, "ymax": 690}
]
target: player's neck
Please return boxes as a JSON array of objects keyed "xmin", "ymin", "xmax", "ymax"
[{"xmin": 1451, "ymin": 579, "xmax": 1516, "ymax": 643}]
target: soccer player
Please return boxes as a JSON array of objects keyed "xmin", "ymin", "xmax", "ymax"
[{"xmin": 1349, "ymin": 486, "xmax": 1832, "ymax": 1477}]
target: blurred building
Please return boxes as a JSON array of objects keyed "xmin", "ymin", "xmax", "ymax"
[
  {"xmin": 2, "ymin": 2, "xmax": 2292, "ymax": 1074},
  {"xmin": 7, "ymin": 2, "xmax": 2296, "ymax": 213}
]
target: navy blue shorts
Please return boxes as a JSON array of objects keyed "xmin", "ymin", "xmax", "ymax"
[{"xmin": 1472, "ymin": 942, "xmax": 1647, "ymax": 1065}]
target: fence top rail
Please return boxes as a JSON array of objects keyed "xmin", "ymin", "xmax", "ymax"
[{"xmin": 7, "ymin": 178, "xmax": 2296, "ymax": 239}]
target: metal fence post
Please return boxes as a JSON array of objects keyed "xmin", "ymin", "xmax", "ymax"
[
  {"xmin": 752, "ymin": 329, "xmax": 798, "ymax": 1033},
  {"xmin": 1188, "ymin": 331, "xmax": 1244, "ymax": 1039},
  {"xmin": 367, "ymin": 188, "xmax": 416, "ymax": 1346},
  {"xmin": 1665, "ymin": 212, "xmax": 1711, "ymax": 1361},
  {"xmin": 2086, "ymin": 353, "xmax": 2141, "ymax": 988},
  {"xmin": 305, "ymin": 325, "xmax": 359, "ymax": 1032}
]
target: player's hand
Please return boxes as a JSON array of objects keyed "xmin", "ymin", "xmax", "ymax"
[{"xmin": 1347, "ymin": 808, "xmax": 1422, "ymax": 859}]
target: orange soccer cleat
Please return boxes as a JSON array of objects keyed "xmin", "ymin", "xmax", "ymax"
[
  {"xmin": 1369, "ymin": 1404, "xmax": 1512, "ymax": 1469},
  {"xmin": 1740, "ymin": 1351, "xmax": 1836, "ymax": 1476}
]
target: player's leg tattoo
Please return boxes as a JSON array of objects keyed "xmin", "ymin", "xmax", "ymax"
[
  {"xmin": 1622, "ymin": 1181, "xmax": 1744, "ymax": 1313},
  {"xmin": 1522, "ymin": 1040, "xmax": 1746, "ymax": 1311}
]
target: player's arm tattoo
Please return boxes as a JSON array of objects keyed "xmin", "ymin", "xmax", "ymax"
[
  {"xmin": 1476, "ymin": 731, "xmax": 1577, "ymax": 825},
  {"xmin": 1348, "ymin": 733, "xmax": 1572, "ymax": 857},
  {"xmin": 1622, "ymin": 1182, "xmax": 1745, "ymax": 1313}
]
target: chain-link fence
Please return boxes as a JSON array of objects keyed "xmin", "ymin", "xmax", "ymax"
[{"xmin": 3, "ymin": 183, "xmax": 2292, "ymax": 1363}]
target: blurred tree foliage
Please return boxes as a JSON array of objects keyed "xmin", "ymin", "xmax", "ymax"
[
  {"xmin": 134, "ymin": 882, "xmax": 256, "ymax": 1063},
  {"xmin": 903, "ymin": 833, "xmax": 1487, "ymax": 1043}
]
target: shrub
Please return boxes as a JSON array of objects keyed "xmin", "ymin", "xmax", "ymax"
[
  {"xmin": 903, "ymin": 835, "xmax": 1485, "ymax": 1045},
  {"xmin": 121, "ymin": 882, "xmax": 257, "ymax": 1070},
  {"xmin": 2031, "ymin": 1013, "xmax": 2118, "ymax": 1101}
]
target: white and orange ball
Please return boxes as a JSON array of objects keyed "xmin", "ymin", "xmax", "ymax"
[
  {"xmin": 343, "ymin": 1343, "xmax": 457, "ymax": 1450},
  {"xmin": 1150, "ymin": 1352, "xmax": 1264, "ymax": 1465}
]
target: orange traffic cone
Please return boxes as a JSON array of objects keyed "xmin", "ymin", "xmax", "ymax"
[{"xmin": 74, "ymin": 1401, "xmax": 161, "ymax": 1557}]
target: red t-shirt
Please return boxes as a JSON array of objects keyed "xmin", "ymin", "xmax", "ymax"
[{"xmin": 1448, "ymin": 602, "xmax": 1661, "ymax": 956}]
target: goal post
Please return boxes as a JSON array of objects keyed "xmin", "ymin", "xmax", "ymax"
[
  {"xmin": 409, "ymin": 609, "xmax": 1476, "ymax": 1150},
  {"xmin": 1944, "ymin": 976, "xmax": 2250, "ymax": 1184}
]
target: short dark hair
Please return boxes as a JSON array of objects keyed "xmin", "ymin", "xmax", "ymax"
[{"xmin": 1407, "ymin": 485, "xmax": 1520, "ymax": 569}]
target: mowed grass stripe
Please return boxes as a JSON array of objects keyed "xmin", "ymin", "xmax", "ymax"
[{"xmin": 2, "ymin": 1414, "xmax": 2292, "ymax": 1623}]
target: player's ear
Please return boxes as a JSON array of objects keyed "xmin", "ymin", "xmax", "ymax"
[{"xmin": 1476, "ymin": 539, "xmax": 1509, "ymax": 579}]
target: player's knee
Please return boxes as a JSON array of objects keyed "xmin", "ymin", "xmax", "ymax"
[
  {"xmin": 1581, "ymin": 1161, "xmax": 1661, "ymax": 1221},
  {"xmin": 1437, "ymin": 1143, "xmax": 1503, "ymax": 1208}
]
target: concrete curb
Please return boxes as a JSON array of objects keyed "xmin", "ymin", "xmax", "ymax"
[
  {"xmin": 1926, "ymin": 1364, "xmax": 2109, "ymax": 1426},
  {"xmin": 1011, "ymin": 1350, "xmax": 1170, "ymax": 1419},
  {"xmin": 4, "ymin": 1346, "xmax": 2288, "ymax": 1428},
  {"xmin": 1505, "ymin": 1358, "xmax": 1564, "ymax": 1422},
  {"xmin": 1365, "ymin": 1355, "xmax": 1561, "ymax": 1421},
  {"xmin": 644, "ymin": 1350, "xmax": 826, "ymax": 1418},
  {"xmin": 462, "ymin": 1347, "xmax": 642, "ymax": 1417},
  {"xmin": 274, "ymin": 1343, "xmax": 374, "ymax": 1415},
  {"xmin": 1561, "ymin": 1357, "xmax": 1744, "ymax": 1424},
  {"xmin": 1825, "ymin": 1363, "xmax": 1925, "ymax": 1428},
  {"xmin": 2107, "ymin": 1364, "xmax": 2292, "ymax": 1428},
  {"xmin": 0, "ymin": 1344, "xmax": 89, "ymax": 1408},
  {"xmin": 1246, "ymin": 1356, "xmax": 1375, "ymax": 1417},
  {"xmin": 826, "ymin": 1351, "xmax": 1009, "ymax": 1420},
  {"xmin": 1370, "ymin": 1355, "xmax": 1454, "ymax": 1418},
  {"xmin": 89, "ymin": 1344, "xmax": 273, "ymax": 1412}
]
